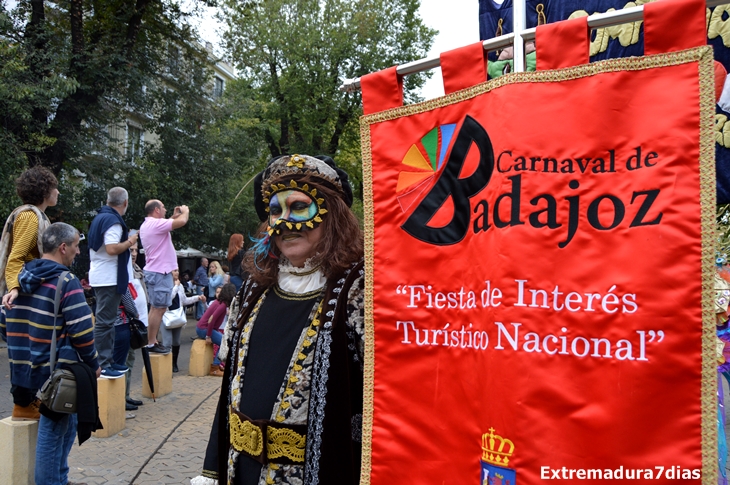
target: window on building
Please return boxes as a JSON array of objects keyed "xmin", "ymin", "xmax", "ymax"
[
  {"xmin": 127, "ymin": 124, "xmax": 143, "ymax": 158},
  {"xmin": 213, "ymin": 77, "xmax": 224, "ymax": 98},
  {"xmin": 168, "ymin": 45, "xmax": 180, "ymax": 76}
]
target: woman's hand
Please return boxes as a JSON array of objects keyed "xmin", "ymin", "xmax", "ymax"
[
  {"xmin": 199, "ymin": 295, "xmax": 207, "ymax": 303},
  {"xmin": 2, "ymin": 288, "xmax": 19, "ymax": 309},
  {"xmin": 205, "ymin": 336, "xmax": 212, "ymax": 344}
]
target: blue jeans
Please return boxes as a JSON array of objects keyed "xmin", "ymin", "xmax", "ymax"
[
  {"xmin": 196, "ymin": 327, "xmax": 223, "ymax": 365},
  {"xmin": 35, "ymin": 413, "xmax": 77, "ymax": 485},
  {"xmin": 113, "ymin": 324, "xmax": 131, "ymax": 366},
  {"xmin": 195, "ymin": 285, "xmax": 207, "ymax": 320},
  {"xmin": 230, "ymin": 275, "xmax": 243, "ymax": 293}
]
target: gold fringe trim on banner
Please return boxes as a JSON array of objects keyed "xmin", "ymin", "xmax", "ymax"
[
  {"xmin": 697, "ymin": 46, "xmax": 718, "ymax": 485},
  {"xmin": 359, "ymin": 112, "xmax": 376, "ymax": 485},
  {"xmin": 359, "ymin": 45, "xmax": 717, "ymax": 485}
]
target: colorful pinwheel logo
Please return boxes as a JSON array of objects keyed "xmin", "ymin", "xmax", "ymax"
[{"xmin": 396, "ymin": 123, "xmax": 457, "ymax": 213}]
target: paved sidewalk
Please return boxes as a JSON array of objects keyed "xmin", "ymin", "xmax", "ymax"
[
  {"xmin": 0, "ymin": 318, "xmax": 222, "ymax": 485},
  {"xmin": 0, "ymin": 318, "xmax": 226, "ymax": 485},
  {"xmin": 67, "ymin": 373, "xmax": 222, "ymax": 484}
]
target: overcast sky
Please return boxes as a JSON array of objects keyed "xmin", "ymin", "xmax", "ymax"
[
  {"xmin": 418, "ymin": 0, "xmax": 481, "ymax": 99},
  {"xmin": 193, "ymin": 0, "xmax": 482, "ymax": 101}
]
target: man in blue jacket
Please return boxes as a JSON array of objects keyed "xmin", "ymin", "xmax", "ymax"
[
  {"xmin": 88, "ymin": 187, "xmax": 137, "ymax": 379},
  {"xmin": 2, "ymin": 222, "xmax": 101, "ymax": 485}
]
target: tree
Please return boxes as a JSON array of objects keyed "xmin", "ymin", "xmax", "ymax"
[
  {"xmin": 0, "ymin": 1, "xmax": 260, "ymax": 251},
  {"xmin": 220, "ymin": 0, "xmax": 437, "ymax": 193},
  {"xmin": 123, "ymin": 65, "xmax": 258, "ymax": 251},
  {"xmin": 1, "ymin": 0, "xmax": 214, "ymax": 173},
  {"xmin": 0, "ymin": 9, "xmax": 77, "ymax": 211}
]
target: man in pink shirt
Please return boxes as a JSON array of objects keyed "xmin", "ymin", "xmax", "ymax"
[{"xmin": 139, "ymin": 200, "xmax": 189, "ymax": 353}]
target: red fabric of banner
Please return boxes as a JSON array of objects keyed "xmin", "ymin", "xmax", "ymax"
[
  {"xmin": 536, "ymin": 16, "xmax": 588, "ymax": 70},
  {"xmin": 361, "ymin": 66, "xmax": 403, "ymax": 115},
  {"xmin": 363, "ymin": 49, "xmax": 712, "ymax": 485},
  {"xmin": 441, "ymin": 42, "xmax": 487, "ymax": 94},
  {"xmin": 644, "ymin": 0, "xmax": 705, "ymax": 56}
]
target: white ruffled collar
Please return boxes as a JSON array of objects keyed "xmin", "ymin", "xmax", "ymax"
[{"xmin": 277, "ymin": 256, "xmax": 326, "ymax": 294}]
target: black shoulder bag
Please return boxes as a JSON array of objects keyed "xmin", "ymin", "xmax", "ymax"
[{"xmin": 39, "ymin": 271, "xmax": 77, "ymax": 414}]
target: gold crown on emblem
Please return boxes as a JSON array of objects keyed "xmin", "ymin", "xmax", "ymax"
[{"xmin": 481, "ymin": 428, "xmax": 515, "ymax": 466}]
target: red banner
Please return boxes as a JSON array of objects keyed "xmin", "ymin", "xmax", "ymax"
[{"xmin": 360, "ymin": 1, "xmax": 716, "ymax": 484}]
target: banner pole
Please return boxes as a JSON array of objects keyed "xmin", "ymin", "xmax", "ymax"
[
  {"xmin": 340, "ymin": 0, "xmax": 729, "ymax": 92},
  {"xmin": 512, "ymin": 0, "xmax": 527, "ymax": 72}
]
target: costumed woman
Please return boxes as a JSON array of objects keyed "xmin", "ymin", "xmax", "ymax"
[{"xmin": 192, "ymin": 154, "xmax": 364, "ymax": 485}]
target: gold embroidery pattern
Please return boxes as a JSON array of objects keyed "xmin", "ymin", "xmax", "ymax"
[
  {"xmin": 228, "ymin": 410, "xmax": 306, "ymax": 464},
  {"xmin": 265, "ymin": 463, "xmax": 280, "ymax": 484},
  {"xmin": 262, "ymin": 154, "xmax": 344, "ymax": 194},
  {"xmin": 267, "ymin": 426, "xmax": 306, "ymax": 463},
  {"xmin": 360, "ymin": 104, "xmax": 376, "ymax": 485},
  {"xmin": 286, "ymin": 154, "xmax": 306, "ymax": 168},
  {"xmin": 229, "ymin": 411, "xmax": 263, "ymax": 456}
]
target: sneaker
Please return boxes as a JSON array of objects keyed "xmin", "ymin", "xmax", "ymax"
[
  {"xmin": 11, "ymin": 398, "xmax": 40, "ymax": 421},
  {"xmin": 100, "ymin": 368, "xmax": 125, "ymax": 379},
  {"xmin": 125, "ymin": 412, "xmax": 136, "ymax": 420},
  {"xmin": 126, "ymin": 398, "xmax": 143, "ymax": 406},
  {"xmin": 148, "ymin": 342, "xmax": 171, "ymax": 354},
  {"xmin": 125, "ymin": 402, "xmax": 138, "ymax": 411},
  {"xmin": 110, "ymin": 363, "xmax": 129, "ymax": 372}
]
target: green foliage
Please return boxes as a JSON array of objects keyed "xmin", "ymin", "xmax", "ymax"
[
  {"xmin": 0, "ymin": 0, "xmax": 436, "ymax": 252},
  {"xmin": 204, "ymin": 85, "xmax": 270, "ymax": 245},
  {"xmin": 0, "ymin": 9, "xmax": 78, "ymax": 212},
  {"xmin": 219, "ymin": 0, "xmax": 436, "ymax": 172},
  {"xmin": 215, "ymin": 0, "xmax": 435, "ymax": 229},
  {"xmin": 0, "ymin": 0, "xmax": 263, "ymax": 252}
]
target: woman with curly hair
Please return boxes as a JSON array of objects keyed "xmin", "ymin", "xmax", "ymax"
[
  {"xmin": 194, "ymin": 154, "xmax": 364, "ymax": 485},
  {"xmin": 0, "ymin": 165, "xmax": 59, "ymax": 421}
]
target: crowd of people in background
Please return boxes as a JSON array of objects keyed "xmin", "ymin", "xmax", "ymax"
[
  {"xmin": 0, "ymin": 166, "xmax": 250, "ymax": 484},
  {"xmin": 0, "ymin": 153, "xmax": 365, "ymax": 485}
]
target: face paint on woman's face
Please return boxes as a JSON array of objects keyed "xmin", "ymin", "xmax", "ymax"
[{"xmin": 268, "ymin": 189, "xmax": 321, "ymax": 233}]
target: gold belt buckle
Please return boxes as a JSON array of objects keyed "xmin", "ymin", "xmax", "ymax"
[
  {"xmin": 266, "ymin": 425, "xmax": 306, "ymax": 463},
  {"xmin": 230, "ymin": 410, "xmax": 264, "ymax": 458},
  {"xmin": 230, "ymin": 408, "xmax": 307, "ymax": 464}
]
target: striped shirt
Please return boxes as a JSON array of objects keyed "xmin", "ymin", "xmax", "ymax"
[
  {"xmin": 5, "ymin": 211, "xmax": 41, "ymax": 291},
  {"xmin": 2, "ymin": 266, "xmax": 99, "ymax": 389}
]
